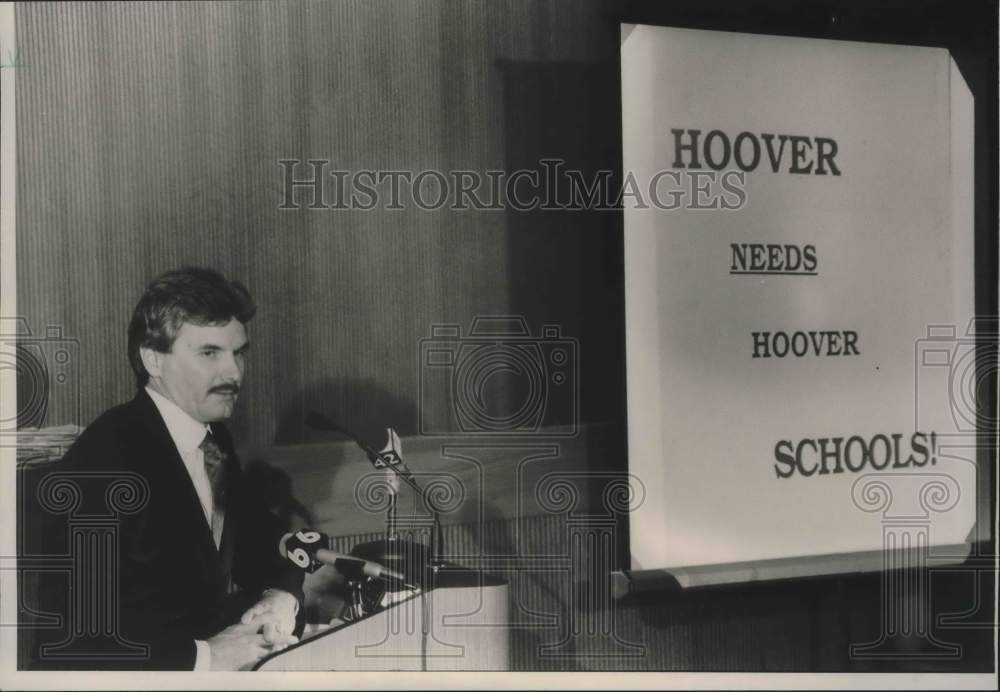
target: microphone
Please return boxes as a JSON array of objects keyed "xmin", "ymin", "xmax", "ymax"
[
  {"xmin": 376, "ymin": 428, "xmax": 402, "ymax": 542},
  {"xmin": 305, "ymin": 411, "xmax": 446, "ymax": 574},
  {"xmin": 304, "ymin": 411, "xmax": 339, "ymax": 432},
  {"xmin": 305, "ymin": 412, "xmax": 430, "ymax": 506},
  {"xmin": 279, "ymin": 530, "xmax": 408, "ymax": 584}
]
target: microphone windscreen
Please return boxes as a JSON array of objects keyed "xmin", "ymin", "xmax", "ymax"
[
  {"xmin": 352, "ymin": 421, "xmax": 390, "ymax": 450},
  {"xmin": 281, "ymin": 528, "xmax": 330, "ymax": 573},
  {"xmin": 306, "ymin": 414, "xmax": 381, "ymax": 448},
  {"xmin": 305, "ymin": 411, "xmax": 339, "ymax": 432}
]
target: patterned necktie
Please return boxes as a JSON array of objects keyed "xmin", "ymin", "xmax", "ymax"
[
  {"xmin": 199, "ymin": 432, "xmax": 227, "ymax": 507},
  {"xmin": 199, "ymin": 432, "xmax": 227, "ymax": 547}
]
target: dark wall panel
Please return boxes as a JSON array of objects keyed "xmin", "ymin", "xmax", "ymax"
[{"xmin": 19, "ymin": 0, "xmax": 613, "ymax": 446}]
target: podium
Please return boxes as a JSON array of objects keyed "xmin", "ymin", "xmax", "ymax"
[{"xmin": 254, "ymin": 569, "xmax": 509, "ymax": 671}]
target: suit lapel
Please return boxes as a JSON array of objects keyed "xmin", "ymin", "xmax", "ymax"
[{"xmin": 133, "ymin": 390, "xmax": 223, "ymax": 562}]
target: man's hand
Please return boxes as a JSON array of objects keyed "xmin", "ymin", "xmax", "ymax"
[
  {"xmin": 240, "ymin": 589, "xmax": 299, "ymax": 648},
  {"xmin": 205, "ymin": 622, "xmax": 270, "ymax": 671}
]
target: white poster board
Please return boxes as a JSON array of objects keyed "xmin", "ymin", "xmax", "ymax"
[{"xmin": 621, "ymin": 25, "xmax": 976, "ymax": 583}]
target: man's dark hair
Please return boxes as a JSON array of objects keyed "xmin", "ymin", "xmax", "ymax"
[{"xmin": 127, "ymin": 267, "xmax": 256, "ymax": 389}]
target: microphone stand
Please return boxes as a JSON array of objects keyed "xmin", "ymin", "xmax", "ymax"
[
  {"xmin": 386, "ymin": 485, "xmax": 397, "ymax": 542},
  {"xmin": 307, "ymin": 414, "xmax": 445, "ymax": 582},
  {"xmin": 348, "ymin": 431, "xmax": 443, "ymax": 574},
  {"xmin": 306, "ymin": 413, "xmax": 441, "ymax": 671}
]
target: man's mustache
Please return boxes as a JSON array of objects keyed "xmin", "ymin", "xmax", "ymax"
[{"xmin": 210, "ymin": 384, "xmax": 240, "ymax": 395}]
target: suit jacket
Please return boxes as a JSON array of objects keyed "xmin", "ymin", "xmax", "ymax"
[{"xmin": 27, "ymin": 389, "xmax": 304, "ymax": 670}]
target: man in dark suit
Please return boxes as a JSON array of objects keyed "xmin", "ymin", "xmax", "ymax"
[{"xmin": 30, "ymin": 267, "xmax": 304, "ymax": 670}]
